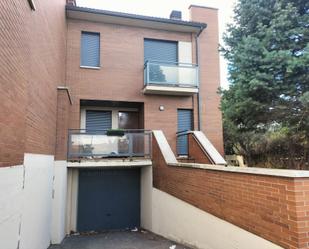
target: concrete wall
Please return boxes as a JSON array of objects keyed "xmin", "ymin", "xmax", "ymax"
[
  {"xmin": 51, "ymin": 161, "xmax": 68, "ymax": 244},
  {"xmin": 140, "ymin": 166, "xmax": 153, "ymax": 230},
  {"xmin": 0, "ymin": 154, "xmax": 54, "ymax": 249},
  {"xmin": 149, "ymin": 188, "xmax": 283, "ymax": 249}
]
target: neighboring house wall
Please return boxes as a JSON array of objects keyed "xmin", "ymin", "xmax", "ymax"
[
  {"xmin": 65, "ymin": 7, "xmax": 222, "ymax": 154},
  {"xmin": 0, "ymin": 0, "xmax": 67, "ymax": 248},
  {"xmin": 0, "ymin": 0, "xmax": 67, "ymax": 167}
]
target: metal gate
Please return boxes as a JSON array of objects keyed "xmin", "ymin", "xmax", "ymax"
[{"xmin": 77, "ymin": 168, "xmax": 140, "ymax": 232}]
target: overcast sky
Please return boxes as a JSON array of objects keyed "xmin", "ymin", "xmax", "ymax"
[{"xmin": 76, "ymin": 0, "xmax": 237, "ymax": 88}]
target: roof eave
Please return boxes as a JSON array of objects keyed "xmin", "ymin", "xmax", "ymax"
[{"xmin": 66, "ymin": 5, "xmax": 207, "ymax": 33}]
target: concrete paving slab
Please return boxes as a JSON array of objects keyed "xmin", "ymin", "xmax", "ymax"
[{"xmin": 49, "ymin": 230, "xmax": 192, "ymax": 249}]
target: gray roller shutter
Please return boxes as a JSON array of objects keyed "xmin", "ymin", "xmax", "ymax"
[
  {"xmin": 86, "ymin": 110, "xmax": 112, "ymax": 131},
  {"xmin": 177, "ymin": 109, "xmax": 193, "ymax": 155},
  {"xmin": 144, "ymin": 39, "xmax": 178, "ymax": 63},
  {"xmin": 81, "ymin": 32, "xmax": 100, "ymax": 67}
]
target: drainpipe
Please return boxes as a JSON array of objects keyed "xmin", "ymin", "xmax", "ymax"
[{"xmin": 195, "ymin": 25, "xmax": 206, "ymax": 131}]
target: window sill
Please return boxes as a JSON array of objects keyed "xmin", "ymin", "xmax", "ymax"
[{"xmin": 80, "ymin": 65, "xmax": 101, "ymax": 70}]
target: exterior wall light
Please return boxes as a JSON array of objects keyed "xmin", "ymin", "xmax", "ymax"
[{"xmin": 159, "ymin": 105, "xmax": 165, "ymax": 111}]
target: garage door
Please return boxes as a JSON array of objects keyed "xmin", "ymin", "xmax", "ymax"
[{"xmin": 77, "ymin": 168, "xmax": 140, "ymax": 232}]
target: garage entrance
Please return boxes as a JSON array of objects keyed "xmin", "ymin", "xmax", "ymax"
[{"xmin": 77, "ymin": 168, "xmax": 140, "ymax": 232}]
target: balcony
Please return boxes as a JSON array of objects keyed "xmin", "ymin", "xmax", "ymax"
[
  {"xmin": 143, "ymin": 60, "xmax": 199, "ymax": 96},
  {"xmin": 68, "ymin": 129, "xmax": 152, "ymax": 160}
]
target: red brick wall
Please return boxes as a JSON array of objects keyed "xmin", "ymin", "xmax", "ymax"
[
  {"xmin": 188, "ymin": 133, "xmax": 212, "ymax": 164},
  {"xmin": 65, "ymin": 7, "xmax": 224, "ymax": 154},
  {"xmin": 190, "ymin": 6, "xmax": 224, "ymax": 155},
  {"xmin": 153, "ymin": 136, "xmax": 309, "ymax": 249},
  {"xmin": 0, "ymin": 0, "xmax": 66, "ymax": 167},
  {"xmin": 66, "ymin": 19, "xmax": 197, "ymax": 153}
]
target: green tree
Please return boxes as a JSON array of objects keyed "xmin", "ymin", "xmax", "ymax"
[{"xmin": 221, "ymin": 0, "xmax": 309, "ymax": 168}]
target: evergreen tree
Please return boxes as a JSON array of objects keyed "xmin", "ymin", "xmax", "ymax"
[{"xmin": 221, "ymin": 0, "xmax": 309, "ymax": 168}]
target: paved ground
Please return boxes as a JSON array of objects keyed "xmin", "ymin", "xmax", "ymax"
[{"xmin": 49, "ymin": 230, "xmax": 191, "ymax": 249}]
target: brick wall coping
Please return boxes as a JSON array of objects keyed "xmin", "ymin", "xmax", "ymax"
[
  {"xmin": 57, "ymin": 86, "xmax": 73, "ymax": 104},
  {"xmin": 169, "ymin": 162, "xmax": 309, "ymax": 178},
  {"xmin": 153, "ymin": 130, "xmax": 178, "ymax": 164}
]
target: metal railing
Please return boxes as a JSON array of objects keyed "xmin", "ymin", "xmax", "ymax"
[
  {"xmin": 144, "ymin": 60, "xmax": 199, "ymax": 88},
  {"xmin": 176, "ymin": 130, "xmax": 190, "ymax": 156},
  {"xmin": 68, "ymin": 129, "xmax": 152, "ymax": 160}
]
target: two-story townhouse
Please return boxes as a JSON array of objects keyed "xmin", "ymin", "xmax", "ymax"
[
  {"xmin": 59, "ymin": 1, "xmax": 225, "ymax": 235},
  {"xmin": 4, "ymin": 1, "xmax": 309, "ymax": 249},
  {"xmin": 0, "ymin": 0, "xmax": 225, "ymax": 246}
]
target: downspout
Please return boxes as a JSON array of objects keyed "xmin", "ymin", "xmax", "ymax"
[{"xmin": 195, "ymin": 25, "xmax": 206, "ymax": 131}]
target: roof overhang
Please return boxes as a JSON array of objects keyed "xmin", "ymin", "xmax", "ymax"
[{"xmin": 66, "ymin": 5, "xmax": 207, "ymax": 34}]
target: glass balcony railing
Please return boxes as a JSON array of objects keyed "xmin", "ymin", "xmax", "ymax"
[
  {"xmin": 68, "ymin": 129, "xmax": 152, "ymax": 160},
  {"xmin": 144, "ymin": 60, "xmax": 199, "ymax": 88}
]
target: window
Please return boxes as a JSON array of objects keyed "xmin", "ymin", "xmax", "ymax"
[
  {"xmin": 86, "ymin": 111, "xmax": 112, "ymax": 132},
  {"xmin": 144, "ymin": 39, "xmax": 178, "ymax": 63},
  {"xmin": 81, "ymin": 32, "xmax": 100, "ymax": 68}
]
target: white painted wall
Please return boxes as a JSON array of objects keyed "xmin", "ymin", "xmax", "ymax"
[
  {"xmin": 0, "ymin": 153, "xmax": 57, "ymax": 249},
  {"xmin": 178, "ymin": 41, "xmax": 196, "ymax": 86},
  {"xmin": 178, "ymin": 41, "xmax": 192, "ymax": 64},
  {"xmin": 140, "ymin": 166, "xmax": 152, "ymax": 230},
  {"xmin": 141, "ymin": 167, "xmax": 283, "ymax": 249},
  {"xmin": 0, "ymin": 165, "xmax": 24, "ymax": 249},
  {"xmin": 66, "ymin": 168, "xmax": 79, "ymax": 234},
  {"xmin": 20, "ymin": 154, "xmax": 54, "ymax": 249},
  {"xmin": 51, "ymin": 161, "xmax": 68, "ymax": 244}
]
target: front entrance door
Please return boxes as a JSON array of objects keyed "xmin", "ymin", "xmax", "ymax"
[{"xmin": 177, "ymin": 109, "xmax": 193, "ymax": 155}]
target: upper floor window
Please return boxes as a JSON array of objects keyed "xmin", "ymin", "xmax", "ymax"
[
  {"xmin": 81, "ymin": 31, "xmax": 100, "ymax": 68},
  {"xmin": 144, "ymin": 39, "xmax": 178, "ymax": 63}
]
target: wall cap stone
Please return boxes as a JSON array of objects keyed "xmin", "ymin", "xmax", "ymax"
[
  {"xmin": 169, "ymin": 162, "xmax": 309, "ymax": 178},
  {"xmin": 153, "ymin": 130, "xmax": 178, "ymax": 164}
]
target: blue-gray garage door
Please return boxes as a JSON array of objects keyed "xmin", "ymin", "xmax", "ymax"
[{"xmin": 77, "ymin": 168, "xmax": 140, "ymax": 232}]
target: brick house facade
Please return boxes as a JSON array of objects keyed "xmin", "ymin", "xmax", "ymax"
[{"xmin": 1, "ymin": 1, "xmax": 309, "ymax": 249}]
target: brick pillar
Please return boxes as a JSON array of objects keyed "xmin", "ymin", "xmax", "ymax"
[
  {"xmin": 55, "ymin": 87, "xmax": 72, "ymax": 160},
  {"xmin": 189, "ymin": 5, "xmax": 224, "ymax": 155}
]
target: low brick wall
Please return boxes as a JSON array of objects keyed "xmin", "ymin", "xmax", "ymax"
[
  {"xmin": 188, "ymin": 133, "xmax": 212, "ymax": 164},
  {"xmin": 152, "ymin": 135, "xmax": 309, "ymax": 249}
]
